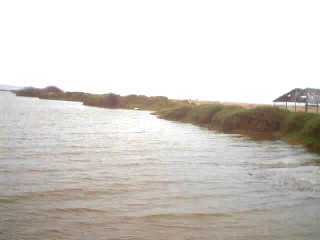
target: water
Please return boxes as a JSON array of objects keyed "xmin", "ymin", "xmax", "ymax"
[{"xmin": 1, "ymin": 92, "xmax": 320, "ymax": 240}]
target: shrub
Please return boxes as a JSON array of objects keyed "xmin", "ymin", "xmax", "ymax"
[
  {"xmin": 159, "ymin": 106, "xmax": 193, "ymax": 120},
  {"xmin": 283, "ymin": 112, "xmax": 317, "ymax": 133},
  {"xmin": 302, "ymin": 115, "xmax": 320, "ymax": 138},
  {"xmin": 212, "ymin": 106, "xmax": 287, "ymax": 132},
  {"xmin": 210, "ymin": 105, "xmax": 244, "ymax": 130},
  {"xmin": 186, "ymin": 104, "xmax": 224, "ymax": 124}
]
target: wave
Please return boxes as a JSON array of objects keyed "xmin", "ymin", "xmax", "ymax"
[
  {"xmin": 48, "ymin": 207, "xmax": 107, "ymax": 214},
  {"xmin": 0, "ymin": 188, "xmax": 127, "ymax": 204},
  {"xmin": 255, "ymin": 156, "xmax": 320, "ymax": 169},
  {"xmin": 140, "ymin": 212, "xmax": 231, "ymax": 220}
]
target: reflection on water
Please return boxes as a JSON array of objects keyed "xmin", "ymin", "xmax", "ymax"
[{"xmin": 1, "ymin": 92, "xmax": 320, "ymax": 240}]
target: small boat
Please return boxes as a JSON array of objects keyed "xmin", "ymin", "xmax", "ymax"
[{"xmin": 133, "ymin": 107, "xmax": 140, "ymax": 110}]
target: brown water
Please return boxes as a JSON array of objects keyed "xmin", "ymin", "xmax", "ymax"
[{"xmin": 1, "ymin": 92, "xmax": 320, "ymax": 240}]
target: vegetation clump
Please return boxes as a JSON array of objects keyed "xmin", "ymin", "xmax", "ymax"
[
  {"xmin": 83, "ymin": 93, "xmax": 122, "ymax": 108},
  {"xmin": 15, "ymin": 86, "xmax": 177, "ymax": 110}
]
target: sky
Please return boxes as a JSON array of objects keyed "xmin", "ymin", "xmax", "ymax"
[{"xmin": 0, "ymin": 0, "xmax": 319, "ymax": 103}]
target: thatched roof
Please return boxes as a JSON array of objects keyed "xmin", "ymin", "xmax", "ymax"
[{"xmin": 274, "ymin": 88, "xmax": 320, "ymax": 105}]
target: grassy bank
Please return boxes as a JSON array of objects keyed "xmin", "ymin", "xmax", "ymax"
[
  {"xmin": 14, "ymin": 86, "xmax": 320, "ymax": 153},
  {"xmin": 14, "ymin": 86, "xmax": 184, "ymax": 111},
  {"xmin": 155, "ymin": 104, "xmax": 320, "ymax": 153}
]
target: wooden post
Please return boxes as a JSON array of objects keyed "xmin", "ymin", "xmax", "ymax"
[
  {"xmin": 286, "ymin": 101, "xmax": 288, "ymax": 109},
  {"xmin": 305, "ymin": 102, "xmax": 308, "ymax": 112},
  {"xmin": 294, "ymin": 101, "xmax": 297, "ymax": 112}
]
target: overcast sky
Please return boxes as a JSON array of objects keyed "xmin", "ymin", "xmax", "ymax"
[{"xmin": 0, "ymin": 0, "xmax": 319, "ymax": 103}]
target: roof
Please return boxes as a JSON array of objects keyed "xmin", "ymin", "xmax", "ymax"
[{"xmin": 274, "ymin": 88, "xmax": 320, "ymax": 105}]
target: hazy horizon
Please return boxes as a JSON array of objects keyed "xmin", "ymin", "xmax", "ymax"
[{"xmin": 1, "ymin": 0, "xmax": 320, "ymax": 104}]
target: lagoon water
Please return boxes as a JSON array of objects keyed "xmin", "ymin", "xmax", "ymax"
[{"xmin": 1, "ymin": 91, "xmax": 320, "ymax": 240}]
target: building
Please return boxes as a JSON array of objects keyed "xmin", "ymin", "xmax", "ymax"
[{"xmin": 273, "ymin": 88, "xmax": 320, "ymax": 112}]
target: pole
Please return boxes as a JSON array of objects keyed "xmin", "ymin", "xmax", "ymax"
[
  {"xmin": 305, "ymin": 102, "xmax": 308, "ymax": 112},
  {"xmin": 294, "ymin": 92, "xmax": 297, "ymax": 112}
]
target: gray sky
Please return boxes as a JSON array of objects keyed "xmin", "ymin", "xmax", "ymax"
[{"xmin": 1, "ymin": 0, "xmax": 319, "ymax": 103}]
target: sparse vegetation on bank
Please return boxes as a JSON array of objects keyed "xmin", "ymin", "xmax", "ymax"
[{"xmin": 14, "ymin": 86, "xmax": 320, "ymax": 153}]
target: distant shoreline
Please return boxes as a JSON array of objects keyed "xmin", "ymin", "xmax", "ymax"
[
  {"xmin": 0, "ymin": 89, "xmax": 13, "ymax": 92},
  {"xmin": 13, "ymin": 86, "xmax": 320, "ymax": 154}
]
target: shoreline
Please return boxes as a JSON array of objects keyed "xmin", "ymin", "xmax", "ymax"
[
  {"xmin": 154, "ymin": 105, "xmax": 320, "ymax": 154},
  {"xmin": 13, "ymin": 86, "xmax": 320, "ymax": 154}
]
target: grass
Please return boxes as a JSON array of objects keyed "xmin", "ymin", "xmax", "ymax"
[{"xmin": 155, "ymin": 104, "xmax": 320, "ymax": 153}]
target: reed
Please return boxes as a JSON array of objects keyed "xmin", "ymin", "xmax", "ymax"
[{"xmin": 155, "ymin": 105, "xmax": 320, "ymax": 153}]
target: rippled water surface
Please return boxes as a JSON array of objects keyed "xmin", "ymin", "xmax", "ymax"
[{"xmin": 1, "ymin": 92, "xmax": 320, "ymax": 240}]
